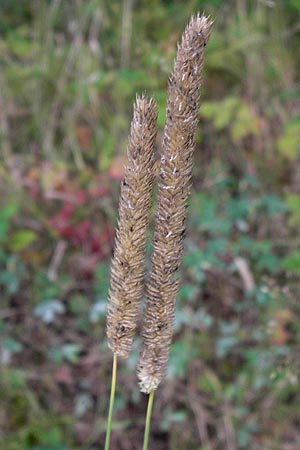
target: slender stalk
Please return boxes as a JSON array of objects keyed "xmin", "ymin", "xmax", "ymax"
[
  {"xmin": 104, "ymin": 353, "xmax": 118, "ymax": 450},
  {"xmin": 142, "ymin": 390, "xmax": 155, "ymax": 450}
]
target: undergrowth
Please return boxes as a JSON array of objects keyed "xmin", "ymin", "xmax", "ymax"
[{"xmin": 0, "ymin": 1, "xmax": 300, "ymax": 449}]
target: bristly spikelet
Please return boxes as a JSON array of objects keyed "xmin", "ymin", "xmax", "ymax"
[
  {"xmin": 138, "ymin": 14, "xmax": 213, "ymax": 393},
  {"xmin": 106, "ymin": 95, "xmax": 157, "ymax": 358}
]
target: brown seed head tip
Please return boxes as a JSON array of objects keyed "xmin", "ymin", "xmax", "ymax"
[
  {"xmin": 134, "ymin": 94, "xmax": 157, "ymax": 118},
  {"xmin": 180, "ymin": 13, "xmax": 214, "ymax": 52},
  {"xmin": 188, "ymin": 13, "xmax": 214, "ymax": 37}
]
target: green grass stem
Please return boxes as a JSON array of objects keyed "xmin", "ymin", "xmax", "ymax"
[
  {"xmin": 142, "ymin": 390, "xmax": 155, "ymax": 450},
  {"xmin": 104, "ymin": 353, "xmax": 118, "ymax": 450}
]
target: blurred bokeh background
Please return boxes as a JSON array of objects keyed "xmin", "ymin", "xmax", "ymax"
[{"xmin": 0, "ymin": 0, "xmax": 300, "ymax": 449}]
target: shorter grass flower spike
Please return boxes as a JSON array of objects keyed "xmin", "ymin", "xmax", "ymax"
[{"xmin": 106, "ymin": 95, "xmax": 157, "ymax": 359}]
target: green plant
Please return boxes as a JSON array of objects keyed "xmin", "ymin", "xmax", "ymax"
[{"xmin": 105, "ymin": 13, "xmax": 213, "ymax": 449}]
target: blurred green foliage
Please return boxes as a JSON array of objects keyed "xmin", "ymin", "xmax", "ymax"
[{"xmin": 0, "ymin": 0, "xmax": 300, "ymax": 449}]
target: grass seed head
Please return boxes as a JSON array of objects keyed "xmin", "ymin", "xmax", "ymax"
[
  {"xmin": 106, "ymin": 95, "xmax": 157, "ymax": 358},
  {"xmin": 138, "ymin": 14, "xmax": 213, "ymax": 393}
]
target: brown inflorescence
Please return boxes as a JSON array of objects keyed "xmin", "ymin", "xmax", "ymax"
[
  {"xmin": 106, "ymin": 95, "xmax": 157, "ymax": 358},
  {"xmin": 138, "ymin": 14, "xmax": 213, "ymax": 393}
]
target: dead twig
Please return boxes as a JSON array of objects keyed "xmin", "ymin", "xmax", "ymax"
[
  {"xmin": 48, "ymin": 240, "xmax": 67, "ymax": 281},
  {"xmin": 234, "ymin": 257, "xmax": 255, "ymax": 291}
]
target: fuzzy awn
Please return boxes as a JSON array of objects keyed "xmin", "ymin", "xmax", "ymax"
[
  {"xmin": 106, "ymin": 95, "xmax": 157, "ymax": 359},
  {"xmin": 138, "ymin": 14, "xmax": 213, "ymax": 394}
]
